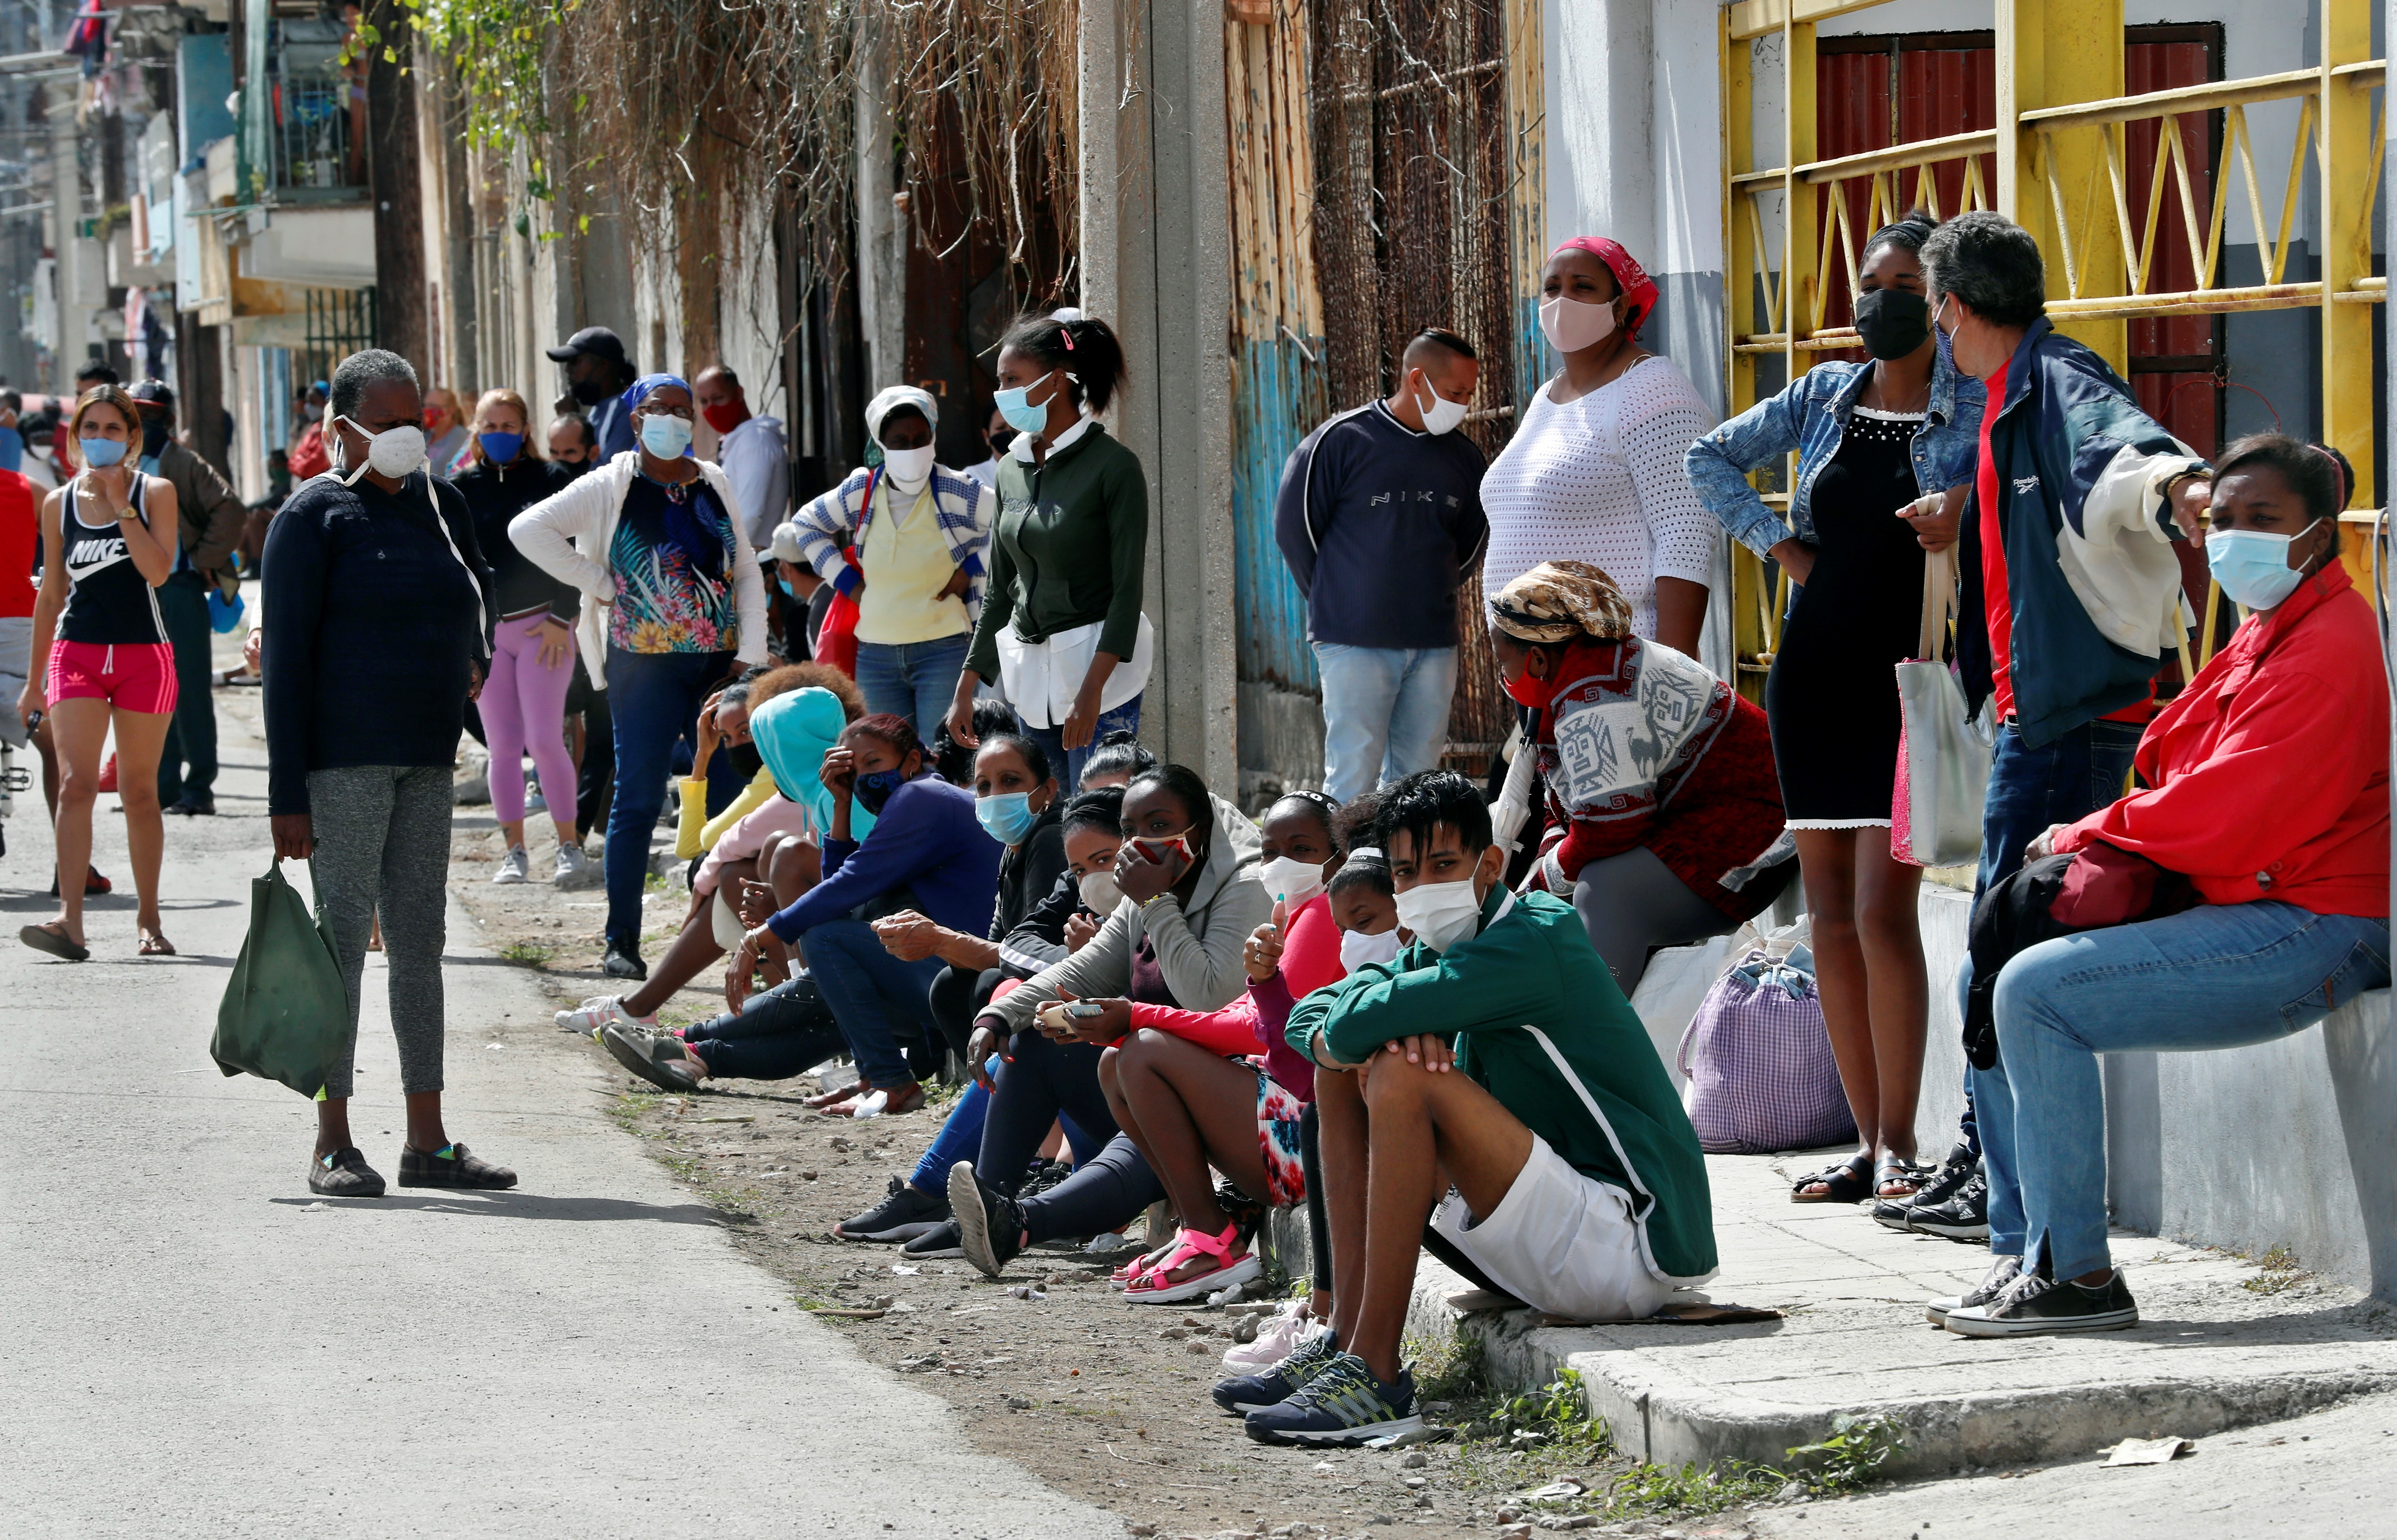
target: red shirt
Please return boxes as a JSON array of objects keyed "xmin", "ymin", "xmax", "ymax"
[
  {"xmin": 2055, "ymin": 564, "xmax": 2389, "ymax": 915},
  {"xmin": 0, "ymin": 470, "xmax": 35, "ymax": 619},
  {"xmin": 1129, "ymin": 890, "xmax": 1343, "ymax": 1098}
]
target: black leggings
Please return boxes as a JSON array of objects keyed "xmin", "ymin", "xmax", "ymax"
[
  {"xmin": 977, "ymin": 1029, "xmax": 1162, "ymax": 1243},
  {"xmin": 928, "ymin": 963, "xmax": 1001, "ymax": 1063}
]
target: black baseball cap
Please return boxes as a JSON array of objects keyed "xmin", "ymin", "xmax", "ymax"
[
  {"xmin": 129, "ymin": 378, "xmax": 175, "ymax": 409},
  {"xmin": 545, "ymin": 326, "xmax": 632, "ymax": 368}
]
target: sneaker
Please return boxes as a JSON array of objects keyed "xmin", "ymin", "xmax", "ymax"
[
  {"xmin": 839, "ymin": 1176, "xmax": 951, "ymax": 1242},
  {"xmin": 600, "ymin": 1022, "xmax": 700, "ymax": 1092},
  {"xmin": 309, "ymin": 1147, "xmax": 386, "ymax": 1198},
  {"xmin": 553, "ymin": 843, "xmax": 593, "ymax": 887},
  {"xmin": 947, "ymin": 1161, "xmax": 1026, "ymax": 1279},
  {"xmin": 902, "ymin": 1222, "xmax": 965, "ymax": 1260},
  {"xmin": 1223, "ymin": 1301, "xmax": 1316, "ymax": 1370},
  {"xmin": 1945, "ymin": 1268, "xmax": 2139, "ymax": 1338},
  {"xmin": 603, "ymin": 941, "xmax": 648, "ymax": 980},
  {"xmin": 1909, "ymin": 1169, "xmax": 1991, "ymax": 1240},
  {"xmin": 1213, "ymin": 1324, "xmax": 1340, "ymax": 1412},
  {"xmin": 492, "ymin": 845, "xmax": 531, "ymax": 885},
  {"xmin": 555, "ymin": 995, "xmax": 657, "ymax": 1037},
  {"xmin": 1018, "ymin": 1158, "xmax": 1074, "ymax": 1201},
  {"xmin": 1243, "ymin": 1351, "xmax": 1422, "ymax": 1446},
  {"xmin": 50, "ymin": 865, "xmax": 111, "ymax": 899},
  {"xmin": 396, "ymin": 1142, "xmax": 518, "ymax": 1190},
  {"xmin": 1926, "ymin": 1254, "xmax": 2022, "ymax": 1325},
  {"xmin": 1877, "ymin": 1143, "xmax": 1975, "ymax": 1232}
]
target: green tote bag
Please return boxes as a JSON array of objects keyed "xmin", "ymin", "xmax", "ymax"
[{"xmin": 210, "ymin": 859, "xmax": 352, "ymax": 1099}]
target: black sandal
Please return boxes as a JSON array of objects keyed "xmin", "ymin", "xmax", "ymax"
[
  {"xmin": 1875, "ymin": 1157, "xmax": 1931, "ymax": 1199},
  {"xmin": 1791, "ymin": 1153, "xmax": 1873, "ymax": 1204}
]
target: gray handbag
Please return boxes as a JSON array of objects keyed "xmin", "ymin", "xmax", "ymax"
[{"xmin": 1891, "ymin": 546, "xmax": 1990, "ymax": 868}]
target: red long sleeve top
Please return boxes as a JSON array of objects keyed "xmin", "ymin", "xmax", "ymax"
[
  {"xmin": 1128, "ymin": 890, "xmax": 1342, "ymax": 1098},
  {"xmin": 2056, "ymin": 563, "xmax": 2389, "ymax": 915}
]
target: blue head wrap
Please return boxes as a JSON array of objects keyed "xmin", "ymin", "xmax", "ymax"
[
  {"xmin": 750, "ymin": 687, "xmax": 876, "ymax": 842},
  {"xmin": 622, "ymin": 372, "xmax": 691, "ymax": 416},
  {"xmin": 621, "ymin": 371, "xmax": 722, "ymax": 578}
]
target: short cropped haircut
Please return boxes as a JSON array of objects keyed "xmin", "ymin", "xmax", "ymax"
[
  {"xmin": 1919, "ymin": 211, "xmax": 2047, "ymax": 328},
  {"xmin": 1374, "ymin": 769, "xmax": 1492, "ymax": 860},
  {"xmin": 329, "ymin": 348, "xmax": 421, "ymax": 422},
  {"xmin": 1403, "ymin": 328, "xmax": 1478, "ymax": 366}
]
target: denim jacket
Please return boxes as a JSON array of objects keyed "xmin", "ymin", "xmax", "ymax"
[{"xmin": 1685, "ymin": 349, "xmax": 1985, "ymax": 560}]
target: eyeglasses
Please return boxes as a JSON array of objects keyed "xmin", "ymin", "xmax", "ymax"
[{"xmin": 635, "ymin": 400, "xmax": 695, "ymax": 421}]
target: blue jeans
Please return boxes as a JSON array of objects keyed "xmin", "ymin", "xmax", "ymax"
[
  {"xmin": 682, "ymin": 974, "xmax": 846, "ymax": 1081},
  {"xmin": 907, "ymin": 1069, "xmax": 1102, "ymax": 1195},
  {"xmin": 1958, "ymin": 717, "xmax": 2146, "ymax": 1155},
  {"xmin": 1024, "ymin": 692, "xmax": 1142, "ymax": 793},
  {"xmin": 1313, "ymin": 643, "xmax": 1457, "ymax": 804},
  {"xmin": 603, "ymin": 647, "xmax": 736, "ymax": 948},
  {"xmin": 801, "ymin": 918, "xmax": 946, "ymax": 1088},
  {"xmin": 856, "ymin": 634, "xmax": 972, "ymax": 747},
  {"xmin": 1976, "ymin": 903, "xmax": 2389, "ymax": 1276}
]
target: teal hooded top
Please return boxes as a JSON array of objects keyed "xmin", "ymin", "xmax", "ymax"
[{"xmin": 748, "ymin": 686, "xmax": 873, "ymax": 841}]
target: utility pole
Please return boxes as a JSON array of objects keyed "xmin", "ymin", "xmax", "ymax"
[{"xmin": 365, "ymin": 0, "xmax": 426, "ymax": 368}]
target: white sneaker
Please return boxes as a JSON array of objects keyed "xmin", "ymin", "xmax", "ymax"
[
  {"xmin": 492, "ymin": 845, "xmax": 530, "ymax": 884},
  {"xmin": 554, "ymin": 995, "xmax": 658, "ymax": 1037},
  {"xmin": 1927, "ymin": 1254, "xmax": 2022, "ymax": 1325},
  {"xmin": 553, "ymin": 843, "xmax": 591, "ymax": 886},
  {"xmin": 1223, "ymin": 1301, "xmax": 1318, "ymax": 1370}
]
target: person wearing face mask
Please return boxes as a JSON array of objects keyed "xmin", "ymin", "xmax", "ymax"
[
  {"xmin": 784, "ymin": 386, "xmax": 993, "ymax": 741},
  {"xmin": 964, "ymin": 406, "xmax": 1014, "ymax": 489},
  {"xmin": 544, "ymin": 327, "xmax": 640, "ymax": 460},
  {"xmin": 546, "ymin": 413, "xmax": 597, "ymax": 475},
  {"xmin": 1247, "ymin": 770, "xmax": 1714, "ymax": 1447},
  {"xmin": 946, "ymin": 311, "xmax": 1148, "ymax": 791},
  {"xmin": 1930, "ymin": 435, "xmax": 2389, "ymax": 1342},
  {"xmin": 510, "ymin": 372, "xmax": 771, "ymax": 979},
  {"xmin": 1489, "ymin": 561, "xmax": 1787, "ymax": 994},
  {"xmin": 121, "ymin": 380, "xmax": 246, "ymax": 819},
  {"xmin": 693, "ymin": 364, "xmax": 789, "ymax": 553},
  {"xmin": 725, "ymin": 714, "xmax": 1001, "ymax": 1118},
  {"xmin": 288, "ymin": 382, "xmax": 332, "ymax": 481},
  {"xmin": 1685, "ymin": 212, "xmax": 1980, "ymax": 1205},
  {"xmin": 1479, "ymin": 239, "xmax": 1717, "ymax": 657},
  {"xmin": 1273, "ymin": 330, "xmax": 1490, "ymax": 804},
  {"xmin": 258, "ymin": 349, "xmax": 510, "ymax": 1197},
  {"xmin": 421, "ymin": 387, "xmax": 469, "ymax": 478}
]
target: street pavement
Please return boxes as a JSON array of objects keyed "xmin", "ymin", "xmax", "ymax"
[{"xmin": 0, "ymin": 678, "xmax": 1121, "ymax": 1540}]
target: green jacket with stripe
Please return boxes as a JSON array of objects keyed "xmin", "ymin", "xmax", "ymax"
[{"xmin": 1286, "ymin": 885, "xmax": 1717, "ymax": 1283}]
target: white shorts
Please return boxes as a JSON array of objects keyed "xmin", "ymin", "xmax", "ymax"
[
  {"xmin": 1432, "ymin": 1133, "xmax": 1673, "ymax": 1324},
  {"xmin": 0, "ymin": 615, "xmax": 28, "ymax": 748}
]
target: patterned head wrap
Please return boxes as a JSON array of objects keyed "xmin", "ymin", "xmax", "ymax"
[{"xmin": 1488, "ymin": 560, "xmax": 1635, "ymax": 644}]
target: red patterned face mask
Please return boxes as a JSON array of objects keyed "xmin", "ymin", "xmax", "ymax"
[{"xmin": 1503, "ymin": 663, "xmax": 1558, "ymax": 709}]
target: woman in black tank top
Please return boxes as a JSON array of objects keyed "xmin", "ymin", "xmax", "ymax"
[{"xmin": 17, "ymin": 385, "xmax": 179, "ymax": 961}]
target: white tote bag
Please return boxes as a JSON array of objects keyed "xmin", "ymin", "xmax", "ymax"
[{"xmin": 1891, "ymin": 546, "xmax": 1990, "ymax": 868}]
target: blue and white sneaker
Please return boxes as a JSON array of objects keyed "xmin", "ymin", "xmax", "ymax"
[
  {"xmin": 1243, "ymin": 1351, "xmax": 1423, "ymax": 1446},
  {"xmin": 1211, "ymin": 1326, "xmax": 1339, "ymax": 1414}
]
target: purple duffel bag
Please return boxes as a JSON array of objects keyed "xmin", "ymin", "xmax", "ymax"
[{"xmin": 1676, "ymin": 946, "xmax": 1855, "ymax": 1155}]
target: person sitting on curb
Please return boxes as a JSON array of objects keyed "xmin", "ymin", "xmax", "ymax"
[{"xmin": 1247, "ymin": 769, "xmax": 1716, "ymax": 1447}]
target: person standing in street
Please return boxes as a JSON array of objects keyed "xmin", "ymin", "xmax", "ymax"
[
  {"xmin": 511, "ymin": 373, "xmax": 770, "ymax": 981},
  {"xmin": 288, "ymin": 381, "xmax": 332, "ymax": 481},
  {"xmin": 18, "ymin": 386, "xmax": 180, "ymax": 961},
  {"xmin": 695, "ymin": 365, "xmax": 790, "ymax": 555},
  {"xmin": 1273, "ymin": 328, "xmax": 1488, "ymax": 803},
  {"xmin": 262, "ymin": 348, "xmax": 514, "ymax": 1198},
  {"xmin": 422, "ymin": 387, "xmax": 470, "ymax": 478},
  {"xmin": 546, "ymin": 327, "xmax": 639, "ymax": 461},
  {"xmin": 548, "ymin": 413, "xmax": 597, "ymax": 474},
  {"xmin": 124, "ymin": 381, "xmax": 244, "ymax": 819}
]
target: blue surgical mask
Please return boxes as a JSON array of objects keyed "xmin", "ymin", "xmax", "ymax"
[
  {"xmin": 479, "ymin": 430, "xmax": 525, "ymax": 463},
  {"xmin": 2206, "ymin": 523, "xmax": 2319, "ymax": 611},
  {"xmin": 854, "ymin": 766, "xmax": 909, "ymax": 816},
  {"xmin": 992, "ymin": 370, "xmax": 1061, "ymax": 436},
  {"xmin": 638, "ymin": 413, "xmax": 694, "ymax": 459},
  {"xmin": 79, "ymin": 435, "xmax": 128, "ymax": 467},
  {"xmin": 776, "ymin": 576, "xmax": 795, "ymax": 597},
  {"xmin": 976, "ymin": 791, "xmax": 1043, "ymax": 847}
]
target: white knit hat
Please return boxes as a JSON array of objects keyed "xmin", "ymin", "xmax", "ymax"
[{"xmin": 864, "ymin": 384, "xmax": 939, "ymax": 447}]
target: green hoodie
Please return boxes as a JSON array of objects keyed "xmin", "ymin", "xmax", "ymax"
[{"xmin": 1287, "ymin": 885, "xmax": 1717, "ymax": 1282}]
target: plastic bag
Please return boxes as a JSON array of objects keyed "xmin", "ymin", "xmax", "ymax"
[{"xmin": 209, "ymin": 860, "xmax": 352, "ymax": 1099}]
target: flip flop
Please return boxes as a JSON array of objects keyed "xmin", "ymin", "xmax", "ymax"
[
  {"xmin": 138, "ymin": 931, "xmax": 176, "ymax": 957},
  {"xmin": 1790, "ymin": 1152, "xmax": 1873, "ymax": 1204},
  {"xmin": 20, "ymin": 922, "xmax": 90, "ymax": 962}
]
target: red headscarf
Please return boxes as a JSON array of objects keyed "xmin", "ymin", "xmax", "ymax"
[{"xmin": 1550, "ymin": 237, "xmax": 1659, "ymax": 337}]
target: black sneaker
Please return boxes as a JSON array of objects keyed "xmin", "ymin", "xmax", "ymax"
[
  {"xmin": 397, "ymin": 1142, "xmax": 518, "ymax": 1190},
  {"xmin": 1925, "ymin": 1254, "xmax": 2022, "ymax": 1325},
  {"xmin": 1212, "ymin": 1327, "xmax": 1340, "ymax": 1414},
  {"xmin": 838, "ymin": 1176, "xmax": 951, "ymax": 1242},
  {"xmin": 1909, "ymin": 1168, "xmax": 1991, "ymax": 1241},
  {"xmin": 1018, "ymin": 1158, "xmax": 1073, "ymax": 1201},
  {"xmin": 309, "ymin": 1147, "xmax": 386, "ymax": 1197},
  {"xmin": 603, "ymin": 941, "xmax": 648, "ymax": 981},
  {"xmin": 1944, "ymin": 1268, "xmax": 2138, "ymax": 1338},
  {"xmin": 1877, "ymin": 1143, "xmax": 1974, "ymax": 1231},
  {"xmin": 947, "ymin": 1160, "xmax": 1025, "ymax": 1279},
  {"xmin": 1243, "ymin": 1351, "xmax": 1423, "ymax": 1446},
  {"xmin": 901, "ymin": 1221, "xmax": 965, "ymax": 1260}
]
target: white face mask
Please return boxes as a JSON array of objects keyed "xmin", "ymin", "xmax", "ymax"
[
  {"xmin": 1393, "ymin": 876, "xmax": 1484, "ymax": 954},
  {"xmin": 1077, "ymin": 869, "xmax": 1123, "ymax": 915},
  {"xmin": 1338, "ymin": 925, "xmax": 1403, "ymax": 974},
  {"xmin": 332, "ymin": 417, "xmax": 429, "ymax": 484},
  {"xmin": 1538, "ymin": 293, "xmax": 1617, "ymax": 355},
  {"xmin": 1257, "ymin": 855, "xmax": 1326, "ymax": 910},
  {"xmin": 881, "ymin": 445, "xmax": 936, "ymax": 493},
  {"xmin": 1413, "ymin": 375, "xmax": 1470, "ymax": 436}
]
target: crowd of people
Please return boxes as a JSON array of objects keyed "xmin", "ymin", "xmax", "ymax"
[{"xmin": 4, "ymin": 205, "xmax": 2387, "ymax": 1430}]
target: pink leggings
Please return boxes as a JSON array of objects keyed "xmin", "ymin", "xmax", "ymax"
[{"xmin": 483, "ymin": 611, "xmax": 580, "ymax": 828}]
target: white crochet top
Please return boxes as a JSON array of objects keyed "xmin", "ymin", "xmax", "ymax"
[{"xmin": 1479, "ymin": 355, "xmax": 1719, "ymax": 641}]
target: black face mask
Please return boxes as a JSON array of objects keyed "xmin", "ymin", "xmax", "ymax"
[
  {"xmin": 569, "ymin": 375, "xmax": 612, "ymax": 407},
  {"xmin": 141, "ymin": 417, "xmax": 170, "ymax": 457},
  {"xmin": 1852, "ymin": 288, "xmax": 1930, "ymax": 361},
  {"xmin": 556, "ymin": 453, "xmax": 590, "ymax": 479},
  {"xmin": 724, "ymin": 741, "xmax": 764, "ymax": 781},
  {"xmin": 988, "ymin": 426, "xmax": 1016, "ymax": 458}
]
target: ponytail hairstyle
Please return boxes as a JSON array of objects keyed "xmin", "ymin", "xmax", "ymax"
[
  {"xmin": 998, "ymin": 311, "xmax": 1129, "ymax": 416},
  {"xmin": 1862, "ymin": 207, "xmax": 1939, "ymax": 264}
]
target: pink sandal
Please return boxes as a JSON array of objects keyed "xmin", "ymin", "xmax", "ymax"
[{"xmin": 1122, "ymin": 1218, "xmax": 1265, "ymax": 1305}]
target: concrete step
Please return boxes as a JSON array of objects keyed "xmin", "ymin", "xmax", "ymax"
[{"xmin": 1402, "ymin": 1155, "xmax": 2397, "ymax": 1480}]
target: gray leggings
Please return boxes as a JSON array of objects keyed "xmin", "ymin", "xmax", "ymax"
[
  {"xmin": 1572, "ymin": 845, "xmax": 1739, "ymax": 996},
  {"xmin": 308, "ymin": 764, "xmax": 453, "ymax": 1099}
]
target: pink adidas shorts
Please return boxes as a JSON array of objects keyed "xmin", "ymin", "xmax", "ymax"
[{"xmin": 46, "ymin": 639, "xmax": 178, "ymax": 714}]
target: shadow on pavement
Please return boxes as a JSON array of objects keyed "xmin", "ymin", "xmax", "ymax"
[{"xmin": 268, "ymin": 1191, "xmax": 746, "ymax": 1226}]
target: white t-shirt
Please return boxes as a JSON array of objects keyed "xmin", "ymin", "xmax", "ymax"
[{"xmin": 1479, "ymin": 355, "xmax": 1718, "ymax": 641}]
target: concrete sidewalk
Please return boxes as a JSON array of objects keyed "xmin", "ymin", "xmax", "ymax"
[{"xmin": 1408, "ymin": 1153, "xmax": 2397, "ymax": 1480}]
